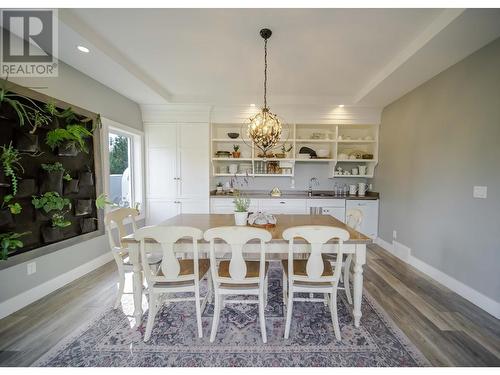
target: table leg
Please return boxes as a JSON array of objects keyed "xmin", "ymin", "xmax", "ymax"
[
  {"xmin": 129, "ymin": 243, "xmax": 143, "ymax": 325},
  {"xmin": 353, "ymin": 244, "xmax": 366, "ymax": 328}
]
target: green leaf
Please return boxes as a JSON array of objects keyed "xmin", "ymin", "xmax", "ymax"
[{"xmin": 9, "ymin": 202, "xmax": 22, "ymax": 214}]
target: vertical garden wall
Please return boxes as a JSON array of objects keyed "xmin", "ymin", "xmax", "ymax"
[{"xmin": 0, "ymin": 80, "xmax": 104, "ymax": 262}]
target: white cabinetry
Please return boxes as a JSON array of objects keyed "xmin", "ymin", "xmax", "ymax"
[
  {"xmin": 146, "ymin": 123, "xmax": 209, "ymax": 224},
  {"xmin": 346, "ymin": 200, "xmax": 379, "ymax": 239},
  {"xmin": 258, "ymin": 199, "xmax": 307, "ymax": 214},
  {"xmin": 307, "ymin": 199, "xmax": 346, "ymax": 222},
  {"xmin": 210, "ymin": 198, "xmax": 259, "ymax": 214}
]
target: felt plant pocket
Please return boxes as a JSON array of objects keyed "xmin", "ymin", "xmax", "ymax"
[
  {"xmin": 17, "ymin": 179, "xmax": 37, "ymax": 198},
  {"xmin": 0, "ymin": 209, "xmax": 14, "ymax": 227},
  {"xmin": 0, "ymin": 169, "xmax": 10, "ymax": 188},
  {"xmin": 75, "ymin": 199, "xmax": 92, "ymax": 216},
  {"xmin": 39, "ymin": 170, "xmax": 63, "ymax": 195},
  {"xmin": 80, "ymin": 217, "xmax": 97, "ymax": 233},
  {"xmin": 41, "ymin": 226, "xmax": 63, "ymax": 243},
  {"xmin": 64, "ymin": 179, "xmax": 79, "ymax": 195},
  {"xmin": 79, "ymin": 171, "xmax": 94, "ymax": 186},
  {"xmin": 58, "ymin": 142, "xmax": 78, "ymax": 157},
  {"xmin": 16, "ymin": 133, "xmax": 39, "ymax": 153}
]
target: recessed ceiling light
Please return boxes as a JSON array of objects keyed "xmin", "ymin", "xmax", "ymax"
[
  {"xmin": 77, "ymin": 45, "xmax": 90, "ymax": 53},
  {"xmin": 250, "ymin": 103, "xmax": 256, "ymax": 107},
  {"xmin": 338, "ymin": 104, "xmax": 345, "ymax": 108}
]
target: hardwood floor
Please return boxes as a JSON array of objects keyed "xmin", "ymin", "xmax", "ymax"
[{"xmin": 0, "ymin": 244, "xmax": 499, "ymax": 366}]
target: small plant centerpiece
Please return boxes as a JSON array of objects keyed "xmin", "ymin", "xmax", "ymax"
[
  {"xmin": 0, "ymin": 143, "xmax": 24, "ymax": 195},
  {"xmin": 32, "ymin": 192, "xmax": 72, "ymax": 243},
  {"xmin": 233, "ymin": 192, "xmax": 250, "ymax": 226},
  {"xmin": 45, "ymin": 123, "xmax": 93, "ymax": 156},
  {"xmin": 0, "ymin": 194, "xmax": 22, "ymax": 227},
  {"xmin": 0, "ymin": 232, "xmax": 29, "ymax": 260},
  {"xmin": 232, "ymin": 144, "xmax": 241, "ymax": 158}
]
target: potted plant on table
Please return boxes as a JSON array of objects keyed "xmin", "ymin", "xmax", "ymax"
[
  {"xmin": 233, "ymin": 193, "xmax": 250, "ymax": 226},
  {"xmin": 0, "ymin": 232, "xmax": 29, "ymax": 260},
  {"xmin": 232, "ymin": 144, "xmax": 241, "ymax": 158}
]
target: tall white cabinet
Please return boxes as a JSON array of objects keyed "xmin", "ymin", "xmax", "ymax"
[{"xmin": 145, "ymin": 123, "xmax": 209, "ymax": 225}]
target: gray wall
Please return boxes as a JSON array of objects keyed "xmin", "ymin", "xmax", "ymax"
[
  {"xmin": 0, "ymin": 62, "xmax": 143, "ymax": 305},
  {"xmin": 374, "ymin": 37, "xmax": 500, "ymax": 301}
]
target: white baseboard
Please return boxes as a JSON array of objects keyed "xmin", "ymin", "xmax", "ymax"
[
  {"xmin": 0, "ymin": 252, "xmax": 113, "ymax": 320},
  {"xmin": 375, "ymin": 237, "xmax": 500, "ymax": 319}
]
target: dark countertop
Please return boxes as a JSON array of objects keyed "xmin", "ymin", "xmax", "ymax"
[{"xmin": 210, "ymin": 190, "xmax": 379, "ymax": 200}]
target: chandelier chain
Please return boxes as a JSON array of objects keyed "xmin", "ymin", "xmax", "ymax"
[{"xmin": 264, "ymin": 38, "xmax": 267, "ymax": 109}]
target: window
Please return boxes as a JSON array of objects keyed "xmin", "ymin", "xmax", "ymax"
[{"xmin": 101, "ymin": 118, "xmax": 144, "ymax": 217}]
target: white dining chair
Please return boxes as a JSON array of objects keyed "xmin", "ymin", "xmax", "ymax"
[
  {"xmin": 204, "ymin": 226, "xmax": 272, "ymax": 343},
  {"xmin": 105, "ymin": 208, "xmax": 161, "ymax": 309},
  {"xmin": 282, "ymin": 225, "xmax": 350, "ymax": 340},
  {"xmin": 341, "ymin": 208, "xmax": 364, "ymax": 304},
  {"xmin": 134, "ymin": 225, "xmax": 210, "ymax": 341}
]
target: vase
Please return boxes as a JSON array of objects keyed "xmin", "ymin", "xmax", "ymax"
[{"xmin": 234, "ymin": 211, "xmax": 248, "ymax": 226}]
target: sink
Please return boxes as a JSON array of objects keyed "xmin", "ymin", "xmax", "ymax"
[{"xmin": 311, "ymin": 193, "xmax": 336, "ymax": 197}]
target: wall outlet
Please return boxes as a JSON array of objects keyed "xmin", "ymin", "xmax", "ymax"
[
  {"xmin": 27, "ymin": 262, "xmax": 36, "ymax": 275},
  {"xmin": 290, "ymin": 178, "xmax": 295, "ymax": 189},
  {"xmin": 473, "ymin": 186, "xmax": 487, "ymax": 199},
  {"xmin": 392, "ymin": 230, "xmax": 397, "ymax": 240}
]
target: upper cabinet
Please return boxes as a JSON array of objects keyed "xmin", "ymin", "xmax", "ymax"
[{"xmin": 210, "ymin": 122, "xmax": 379, "ymax": 178}]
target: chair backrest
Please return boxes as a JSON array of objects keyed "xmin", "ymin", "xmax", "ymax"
[
  {"xmin": 134, "ymin": 225, "xmax": 204, "ymax": 285},
  {"xmin": 346, "ymin": 208, "xmax": 363, "ymax": 231},
  {"xmin": 282, "ymin": 225, "xmax": 350, "ymax": 283},
  {"xmin": 104, "ymin": 208, "xmax": 140, "ymax": 250},
  {"xmin": 204, "ymin": 226, "xmax": 272, "ymax": 285}
]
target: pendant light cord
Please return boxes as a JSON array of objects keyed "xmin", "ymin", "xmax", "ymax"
[{"xmin": 264, "ymin": 38, "xmax": 268, "ymax": 109}]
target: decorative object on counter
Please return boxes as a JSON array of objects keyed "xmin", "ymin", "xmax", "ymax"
[
  {"xmin": 316, "ymin": 149, "xmax": 329, "ymax": 158},
  {"xmin": 216, "ymin": 182, "xmax": 223, "ymax": 194},
  {"xmin": 247, "ymin": 211, "xmax": 277, "ymax": 228},
  {"xmin": 228, "ymin": 164, "xmax": 238, "ymax": 174},
  {"xmin": 358, "ymin": 182, "xmax": 367, "ymax": 197},
  {"xmin": 349, "ymin": 184, "xmax": 358, "ymax": 196},
  {"xmin": 215, "ymin": 150, "xmax": 231, "ymax": 158},
  {"xmin": 0, "ymin": 231, "xmax": 29, "ymax": 260},
  {"xmin": 227, "ymin": 132, "xmax": 239, "ymax": 139},
  {"xmin": 349, "ymin": 150, "xmax": 363, "ymax": 159},
  {"xmin": 0, "ymin": 142, "xmax": 24, "ymax": 195},
  {"xmin": 270, "ymin": 187, "xmax": 281, "ymax": 197},
  {"xmin": 358, "ymin": 165, "xmax": 367, "ymax": 175},
  {"xmin": 351, "ymin": 167, "xmax": 358, "ymax": 175},
  {"xmin": 362, "ymin": 153, "xmax": 374, "ymax": 159},
  {"xmin": 246, "ymin": 28, "xmax": 283, "ymax": 158},
  {"xmin": 233, "ymin": 193, "xmax": 250, "ymax": 226},
  {"xmin": 232, "ymin": 144, "xmax": 241, "ymax": 158}
]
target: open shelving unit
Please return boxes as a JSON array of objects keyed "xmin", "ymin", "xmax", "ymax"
[{"xmin": 210, "ymin": 122, "xmax": 379, "ymax": 178}]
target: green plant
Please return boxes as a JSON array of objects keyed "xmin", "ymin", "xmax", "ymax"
[
  {"xmin": 1, "ymin": 195, "xmax": 22, "ymax": 214},
  {"xmin": 45, "ymin": 124, "xmax": 93, "ymax": 153},
  {"xmin": 41, "ymin": 162, "xmax": 65, "ymax": 173},
  {"xmin": 44, "ymin": 100, "xmax": 78, "ymax": 123},
  {"xmin": 109, "ymin": 135, "xmax": 128, "ymax": 174},
  {"xmin": 63, "ymin": 173, "xmax": 72, "ymax": 181},
  {"xmin": 51, "ymin": 212, "xmax": 71, "ymax": 228},
  {"xmin": 26, "ymin": 109, "xmax": 50, "ymax": 134},
  {"xmin": 1, "ymin": 142, "xmax": 24, "ymax": 195},
  {"xmin": 233, "ymin": 144, "xmax": 240, "ymax": 152},
  {"xmin": 32, "ymin": 192, "xmax": 71, "ymax": 214},
  {"xmin": 0, "ymin": 232, "xmax": 29, "ymax": 260},
  {"xmin": 233, "ymin": 194, "xmax": 250, "ymax": 212},
  {"xmin": 0, "ymin": 86, "xmax": 29, "ymax": 126},
  {"xmin": 95, "ymin": 193, "xmax": 117, "ymax": 210}
]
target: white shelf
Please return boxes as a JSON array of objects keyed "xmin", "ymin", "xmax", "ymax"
[
  {"xmin": 295, "ymin": 158, "xmax": 335, "ymax": 162},
  {"xmin": 332, "ymin": 174, "xmax": 374, "ymax": 178},
  {"xmin": 337, "ymin": 140, "xmax": 376, "ymax": 143},
  {"xmin": 253, "ymin": 174, "xmax": 293, "ymax": 177},
  {"xmin": 212, "ymin": 157, "xmax": 253, "ymax": 161},
  {"xmin": 213, "ymin": 173, "xmax": 252, "ymax": 177},
  {"xmin": 337, "ymin": 159, "xmax": 377, "ymax": 163},
  {"xmin": 212, "ymin": 138, "xmax": 252, "ymax": 143},
  {"xmin": 295, "ymin": 139, "xmax": 335, "ymax": 143}
]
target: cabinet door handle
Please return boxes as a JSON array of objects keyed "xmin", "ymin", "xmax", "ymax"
[
  {"xmin": 358, "ymin": 203, "xmax": 367, "ymax": 206},
  {"xmin": 174, "ymin": 201, "xmax": 181, "ymax": 204},
  {"xmin": 279, "ymin": 201, "xmax": 286, "ymax": 204}
]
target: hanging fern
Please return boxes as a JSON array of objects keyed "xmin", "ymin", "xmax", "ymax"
[
  {"xmin": 0, "ymin": 143, "xmax": 24, "ymax": 195},
  {"xmin": 46, "ymin": 124, "xmax": 93, "ymax": 153}
]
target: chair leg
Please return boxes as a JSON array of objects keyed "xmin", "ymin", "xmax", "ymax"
[
  {"xmin": 194, "ymin": 284, "xmax": 203, "ymax": 338},
  {"xmin": 282, "ymin": 270, "xmax": 287, "ymax": 309},
  {"xmin": 144, "ymin": 292, "xmax": 159, "ymax": 342},
  {"xmin": 210, "ymin": 293, "xmax": 222, "ymax": 343},
  {"xmin": 323, "ymin": 293, "xmax": 328, "ymax": 306},
  {"xmin": 264, "ymin": 276, "xmax": 269, "ymax": 305},
  {"xmin": 329, "ymin": 290, "xmax": 341, "ymax": 341},
  {"xmin": 259, "ymin": 289, "xmax": 267, "ymax": 343},
  {"xmin": 284, "ymin": 287, "xmax": 294, "ymax": 339},
  {"xmin": 344, "ymin": 255, "xmax": 353, "ymax": 305},
  {"xmin": 114, "ymin": 272, "xmax": 125, "ymax": 309}
]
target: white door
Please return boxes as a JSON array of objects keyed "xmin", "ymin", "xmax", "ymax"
[
  {"xmin": 146, "ymin": 200, "xmax": 180, "ymax": 225},
  {"xmin": 345, "ymin": 200, "xmax": 379, "ymax": 238}
]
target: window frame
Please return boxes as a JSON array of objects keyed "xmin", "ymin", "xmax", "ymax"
[{"xmin": 101, "ymin": 117, "xmax": 145, "ymax": 221}]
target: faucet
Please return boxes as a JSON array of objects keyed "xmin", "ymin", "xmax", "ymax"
[{"xmin": 308, "ymin": 177, "xmax": 319, "ymax": 197}]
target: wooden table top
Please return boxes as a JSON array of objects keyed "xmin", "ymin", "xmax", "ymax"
[{"xmin": 122, "ymin": 214, "xmax": 372, "ymax": 244}]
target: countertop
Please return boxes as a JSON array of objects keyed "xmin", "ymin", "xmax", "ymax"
[{"xmin": 210, "ymin": 190, "xmax": 379, "ymax": 200}]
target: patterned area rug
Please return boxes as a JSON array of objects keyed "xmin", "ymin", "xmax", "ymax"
[{"xmin": 34, "ymin": 265, "xmax": 429, "ymax": 367}]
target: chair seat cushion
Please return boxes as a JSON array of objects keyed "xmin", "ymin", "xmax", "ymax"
[
  {"xmin": 218, "ymin": 260, "xmax": 269, "ymax": 279},
  {"xmin": 282, "ymin": 259, "xmax": 333, "ymax": 277},
  {"xmin": 157, "ymin": 259, "xmax": 210, "ymax": 280}
]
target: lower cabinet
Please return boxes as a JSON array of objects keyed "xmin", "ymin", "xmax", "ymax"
[
  {"xmin": 346, "ymin": 200, "xmax": 379, "ymax": 239},
  {"xmin": 210, "ymin": 198, "xmax": 258, "ymax": 214},
  {"xmin": 258, "ymin": 199, "xmax": 307, "ymax": 214},
  {"xmin": 147, "ymin": 198, "xmax": 209, "ymax": 225}
]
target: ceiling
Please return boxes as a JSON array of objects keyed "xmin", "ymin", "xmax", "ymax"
[{"xmin": 54, "ymin": 8, "xmax": 500, "ymax": 108}]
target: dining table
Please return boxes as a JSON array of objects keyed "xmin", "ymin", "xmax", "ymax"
[{"xmin": 121, "ymin": 213, "xmax": 372, "ymax": 328}]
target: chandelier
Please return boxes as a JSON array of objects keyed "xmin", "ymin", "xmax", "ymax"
[{"xmin": 247, "ymin": 28, "xmax": 282, "ymax": 158}]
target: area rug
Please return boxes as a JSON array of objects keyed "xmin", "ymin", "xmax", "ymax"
[{"xmin": 33, "ymin": 265, "xmax": 429, "ymax": 367}]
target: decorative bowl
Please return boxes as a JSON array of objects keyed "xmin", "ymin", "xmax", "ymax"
[
  {"xmin": 227, "ymin": 132, "xmax": 239, "ymax": 139},
  {"xmin": 317, "ymin": 149, "xmax": 329, "ymax": 158}
]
